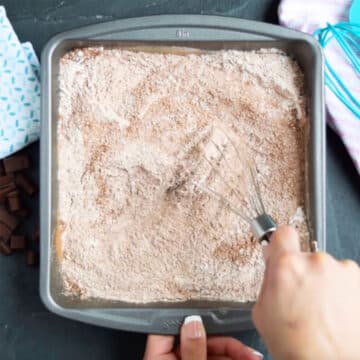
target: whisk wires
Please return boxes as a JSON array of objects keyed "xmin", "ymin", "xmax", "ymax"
[
  {"xmin": 193, "ymin": 126, "xmax": 266, "ymax": 226},
  {"xmin": 314, "ymin": 22, "xmax": 360, "ymax": 119}
]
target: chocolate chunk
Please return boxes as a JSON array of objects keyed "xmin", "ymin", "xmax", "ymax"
[
  {"xmin": 26, "ymin": 250, "xmax": 38, "ymax": 266},
  {"xmin": 0, "ymin": 175, "xmax": 16, "ymax": 203},
  {"xmin": 31, "ymin": 228, "xmax": 40, "ymax": 243},
  {"xmin": 0, "ymin": 182, "xmax": 16, "ymax": 203},
  {"xmin": 7, "ymin": 190, "xmax": 21, "ymax": 212},
  {"xmin": 0, "ymin": 161, "xmax": 4, "ymax": 176},
  {"xmin": 15, "ymin": 173, "xmax": 36, "ymax": 196},
  {"xmin": 3, "ymin": 155, "xmax": 30, "ymax": 173},
  {"xmin": 0, "ymin": 240, "xmax": 12, "ymax": 256},
  {"xmin": 0, "ymin": 175, "xmax": 16, "ymax": 201},
  {"xmin": 0, "ymin": 174, "xmax": 14, "ymax": 186},
  {"xmin": 0, "ymin": 183, "xmax": 16, "ymax": 204},
  {"xmin": 0, "ymin": 222, "xmax": 12, "ymax": 243},
  {"xmin": 0, "ymin": 207, "xmax": 19, "ymax": 231},
  {"xmin": 10, "ymin": 235, "xmax": 26, "ymax": 250}
]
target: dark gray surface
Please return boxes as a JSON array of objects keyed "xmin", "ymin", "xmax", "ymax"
[{"xmin": 1, "ymin": 1, "xmax": 359, "ymax": 359}]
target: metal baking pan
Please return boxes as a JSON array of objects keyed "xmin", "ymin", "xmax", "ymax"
[{"xmin": 40, "ymin": 15, "xmax": 326, "ymax": 334}]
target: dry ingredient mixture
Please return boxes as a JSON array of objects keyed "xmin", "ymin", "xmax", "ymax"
[{"xmin": 56, "ymin": 47, "xmax": 309, "ymax": 303}]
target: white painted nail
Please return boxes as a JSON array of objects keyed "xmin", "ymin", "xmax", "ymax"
[
  {"xmin": 184, "ymin": 315, "xmax": 202, "ymax": 325},
  {"xmin": 183, "ymin": 315, "xmax": 204, "ymax": 339},
  {"xmin": 252, "ymin": 350, "xmax": 264, "ymax": 359}
]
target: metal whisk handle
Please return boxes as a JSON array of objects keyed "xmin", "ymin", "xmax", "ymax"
[{"xmin": 250, "ymin": 213, "xmax": 277, "ymax": 245}]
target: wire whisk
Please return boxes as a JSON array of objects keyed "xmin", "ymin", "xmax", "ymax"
[
  {"xmin": 193, "ymin": 127, "xmax": 276, "ymax": 245},
  {"xmin": 314, "ymin": 22, "xmax": 360, "ymax": 120}
]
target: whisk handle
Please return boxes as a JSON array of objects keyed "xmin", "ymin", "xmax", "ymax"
[{"xmin": 250, "ymin": 214, "xmax": 277, "ymax": 245}]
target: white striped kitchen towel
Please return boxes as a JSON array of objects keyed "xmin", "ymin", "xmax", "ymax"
[
  {"xmin": 0, "ymin": 6, "xmax": 40, "ymax": 159},
  {"xmin": 279, "ymin": 0, "xmax": 360, "ymax": 174}
]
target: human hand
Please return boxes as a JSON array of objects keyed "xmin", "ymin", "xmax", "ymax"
[
  {"xmin": 144, "ymin": 315, "xmax": 263, "ymax": 359},
  {"xmin": 253, "ymin": 226, "xmax": 360, "ymax": 360}
]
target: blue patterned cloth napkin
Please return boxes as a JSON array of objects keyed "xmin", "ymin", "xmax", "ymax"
[{"xmin": 0, "ymin": 6, "xmax": 40, "ymax": 159}]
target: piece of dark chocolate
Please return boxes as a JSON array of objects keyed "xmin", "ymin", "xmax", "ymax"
[
  {"xmin": 15, "ymin": 173, "xmax": 36, "ymax": 196},
  {"xmin": 0, "ymin": 182, "xmax": 16, "ymax": 203},
  {"xmin": 0, "ymin": 207, "xmax": 19, "ymax": 231},
  {"xmin": 26, "ymin": 250, "xmax": 38, "ymax": 266},
  {"xmin": 3, "ymin": 155, "xmax": 30, "ymax": 173},
  {"xmin": 7, "ymin": 190, "xmax": 21, "ymax": 212},
  {"xmin": 0, "ymin": 222, "xmax": 12, "ymax": 243},
  {"xmin": 0, "ymin": 161, "xmax": 4, "ymax": 176},
  {"xmin": 0, "ymin": 175, "xmax": 14, "ymax": 187},
  {"xmin": 10, "ymin": 235, "xmax": 26, "ymax": 250},
  {"xmin": 0, "ymin": 240, "xmax": 12, "ymax": 255}
]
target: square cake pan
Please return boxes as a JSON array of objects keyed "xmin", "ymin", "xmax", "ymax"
[{"xmin": 40, "ymin": 15, "xmax": 326, "ymax": 334}]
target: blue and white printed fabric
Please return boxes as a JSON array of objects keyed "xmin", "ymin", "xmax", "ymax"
[{"xmin": 0, "ymin": 6, "xmax": 40, "ymax": 159}]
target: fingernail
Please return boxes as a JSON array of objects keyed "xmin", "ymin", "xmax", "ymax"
[
  {"xmin": 262, "ymin": 244, "xmax": 270, "ymax": 260},
  {"xmin": 252, "ymin": 350, "xmax": 264, "ymax": 359},
  {"xmin": 183, "ymin": 315, "xmax": 204, "ymax": 339}
]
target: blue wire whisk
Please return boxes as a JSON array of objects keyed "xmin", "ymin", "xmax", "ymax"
[{"xmin": 314, "ymin": 22, "xmax": 360, "ymax": 120}]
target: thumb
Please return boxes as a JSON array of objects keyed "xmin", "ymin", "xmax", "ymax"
[
  {"xmin": 180, "ymin": 316, "xmax": 207, "ymax": 360},
  {"xmin": 263, "ymin": 225, "xmax": 300, "ymax": 261}
]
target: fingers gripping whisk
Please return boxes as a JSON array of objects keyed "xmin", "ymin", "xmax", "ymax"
[{"xmin": 193, "ymin": 127, "xmax": 276, "ymax": 244}]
